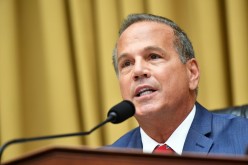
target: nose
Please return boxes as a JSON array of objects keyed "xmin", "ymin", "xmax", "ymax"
[{"xmin": 132, "ymin": 60, "xmax": 151, "ymax": 81}]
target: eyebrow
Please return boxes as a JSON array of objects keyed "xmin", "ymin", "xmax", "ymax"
[
  {"xmin": 117, "ymin": 46, "xmax": 166, "ymax": 63},
  {"xmin": 117, "ymin": 53, "xmax": 129, "ymax": 64},
  {"xmin": 144, "ymin": 46, "xmax": 167, "ymax": 54}
]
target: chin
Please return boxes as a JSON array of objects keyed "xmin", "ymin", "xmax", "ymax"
[{"xmin": 135, "ymin": 104, "xmax": 158, "ymax": 116}]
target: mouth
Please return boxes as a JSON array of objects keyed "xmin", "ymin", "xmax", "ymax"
[{"xmin": 135, "ymin": 87, "xmax": 157, "ymax": 97}]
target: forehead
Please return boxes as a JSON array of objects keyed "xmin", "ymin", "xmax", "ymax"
[
  {"xmin": 118, "ymin": 21, "xmax": 174, "ymax": 46},
  {"xmin": 117, "ymin": 21, "xmax": 175, "ymax": 55},
  {"xmin": 120, "ymin": 21, "xmax": 174, "ymax": 38}
]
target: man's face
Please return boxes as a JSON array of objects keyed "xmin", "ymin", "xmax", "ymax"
[{"xmin": 116, "ymin": 21, "xmax": 199, "ymax": 120}]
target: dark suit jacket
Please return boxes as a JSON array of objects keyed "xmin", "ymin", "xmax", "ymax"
[{"xmin": 109, "ymin": 103, "xmax": 248, "ymax": 155}]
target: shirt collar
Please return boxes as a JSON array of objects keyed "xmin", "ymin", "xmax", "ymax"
[{"xmin": 140, "ymin": 105, "xmax": 196, "ymax": 155}]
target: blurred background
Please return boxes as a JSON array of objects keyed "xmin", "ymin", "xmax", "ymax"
[{"xmin": 0, "ymin": 0, "xmax": 247, "ymax": 161}]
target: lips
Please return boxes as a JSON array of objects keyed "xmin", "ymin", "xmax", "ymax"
[{"xmin": 134, "ymin": 86, "xmax": 157, "ymax": 97}]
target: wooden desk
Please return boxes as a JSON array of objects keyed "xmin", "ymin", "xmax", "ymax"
[{"xmin": 2, "ymin": 146, "xmax": 248, "ymax": 165}]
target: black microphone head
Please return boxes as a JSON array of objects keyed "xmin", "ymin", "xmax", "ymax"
[{"xmin": 107, "ymin": 100, "xmax": 135, "ymax": 124}]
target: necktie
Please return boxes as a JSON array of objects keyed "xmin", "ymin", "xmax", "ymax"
[{"xmin": 153, "ymin": 144, "xmax": 175, "ymax": 154}]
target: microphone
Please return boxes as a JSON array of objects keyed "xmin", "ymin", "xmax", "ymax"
[
  {"xmin": 108, "ymin": 100, "xmax": 135, "ymax": 123},
  {"xmin": 0, "ymin": 100, "xmax": 135, "ymax": 162}
]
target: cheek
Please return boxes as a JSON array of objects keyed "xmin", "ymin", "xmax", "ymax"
[
  {"xmin": 119, "ymin": 78, "xmax": 131, "ymax": 99},
  {"xmin": 158, "ymin": 66, "xmax": 188, "ymax": 91}
]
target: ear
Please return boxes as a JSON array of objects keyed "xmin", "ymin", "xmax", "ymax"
[{"xmin": 186, "ymin": 58, "xmax": 200, "ymax": 90}]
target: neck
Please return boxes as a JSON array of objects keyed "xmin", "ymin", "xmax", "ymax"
[{"xmin": 136, "ymin": 102, "xmax": 195, "ymax": 143}]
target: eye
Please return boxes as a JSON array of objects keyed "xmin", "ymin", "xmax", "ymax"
[
  {"xmin": 149, "ymin": 53, "xmax": 161, "ymax": 60},
  {"xmin": 121, "ymin": 60, "xmax": 131, "ymax": 68}
]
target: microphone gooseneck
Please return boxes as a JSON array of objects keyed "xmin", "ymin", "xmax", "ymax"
[{"xmin": 0, "ymin": 100, "xmax": 135, "ymax": 163}]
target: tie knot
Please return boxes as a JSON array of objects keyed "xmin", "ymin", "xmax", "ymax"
[{"xmin": 153, "ymin": 144, "xmax": 175, "ymax": 154}]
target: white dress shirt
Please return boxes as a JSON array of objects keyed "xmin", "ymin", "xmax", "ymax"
[{"xmin": 140, "ymin": 105, "xmax": 196, "ymax": 155}]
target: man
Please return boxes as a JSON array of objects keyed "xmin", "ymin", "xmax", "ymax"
[{"xmin": 110, "ymin": 13, "xmax": 248, "ymax": 155}]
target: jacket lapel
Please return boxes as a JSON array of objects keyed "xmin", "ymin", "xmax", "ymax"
[
  {"xmin": 183, "ymin": 103, "xmax": 213, "ymax": 155},
  {"xmin": 127, "ymin": 127, "xmax": 143, "ymax": 149}
]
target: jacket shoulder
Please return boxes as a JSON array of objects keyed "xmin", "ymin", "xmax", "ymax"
[
  {"xmin": 189, "ymin": 102, "xmax": 248, "ymax": 155},
  {"xmin": 109, "ymin": 127, "xmax": 142, "ymax": 149}
]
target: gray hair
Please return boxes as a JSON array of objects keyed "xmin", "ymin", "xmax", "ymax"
[{"xmin": 112, "ymin": 13, "xmax": 195, "ymax": 75}]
